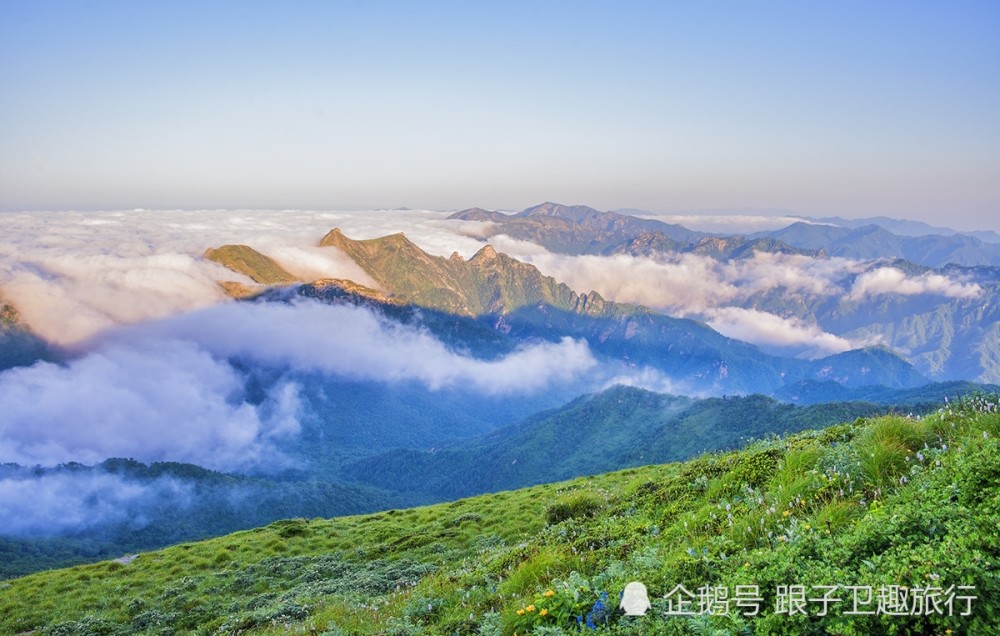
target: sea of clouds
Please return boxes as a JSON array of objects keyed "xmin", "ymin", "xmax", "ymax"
[
  {"xmin": 482, "ymin": 235, "xmax": 980, "ymax": 356},
  {"xmin": 0, "ymin": 209, "xmax": 583, "ymax": 534},
  {"xmin": 0, "ymin": 208, "xmax": 985, "ymax": 535}
]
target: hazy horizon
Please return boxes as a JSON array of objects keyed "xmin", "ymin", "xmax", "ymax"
[{"xmin": 2, "ymin": 1, "xmax": 998, "ymax": 232}]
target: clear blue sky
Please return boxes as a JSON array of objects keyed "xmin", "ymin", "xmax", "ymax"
[{"xmin": 2, "ymin": 1, "xmax": 998, "ymax": 229}]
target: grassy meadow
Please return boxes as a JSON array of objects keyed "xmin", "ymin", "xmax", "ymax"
[{"xmin": 2, "ymin": 395, "xmax": 998, "ymax": 635}]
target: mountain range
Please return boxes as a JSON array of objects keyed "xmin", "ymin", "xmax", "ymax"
[
  {"xmin": 450, "ymin": 202, "xmax": 1000, "ymax": 267},
  {"xmin": 793, "ymin": 213, "xmax": 1000, "ymax": 243},
  {"xmin": 2, "ymin": 203, "xmax": 998, "ymax": 581},
  {"xmin": 449, "ymin": 202, "xmax": 1000, "ymax": 383},
  {"xmin": 758, "ymin": 221, "xmax": 1000, "ymax": 267},
  {"xmin": 208, "ymin": 229, "xmax": 929, "ymax": 396}
]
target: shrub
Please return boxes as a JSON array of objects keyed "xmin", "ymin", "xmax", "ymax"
[{"xmin": 545, "ymin": 492, "xmax": 604, "ymax": 525}]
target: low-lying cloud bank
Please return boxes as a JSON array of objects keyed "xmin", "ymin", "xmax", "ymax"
[
  {"xmin": 848, "ymin": 267, "xmax": 982, "ymax": 301},
  {"xmin": 705, "ymin": 308, "xmax": 856, "ymax": 356},
  {"xmin": 2, "ymin": 209, "xmax": 984, "ymax": 361},
  {"xmin": 0, "ymin": 300, "xmax": 595, "ymax": 471},
  {"xmin": 0, "ymin": 469, "xmax": 192, "ymax": 536},
  {"xmin": 0, "ymin": 338, "xmax": 302, "ymax": 471},
  {"xmin": 119, "ymin": 300, "xmax": 596, "ymax": 394},
  {"xmin": 485, "ymin": 233, "xmax": 983, "ymax": 357},
  {"xmin": 0, "ymin": 209, "xmax": 482, "ymax": 344},
  {"xmin": 487, "ymin": 236, "xmax": 857, "ymax": 314}
]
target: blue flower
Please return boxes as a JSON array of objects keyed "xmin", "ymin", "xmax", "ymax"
[{"xmin": 584, "ymin": 592, "xmax": 610, "ymax": 629}]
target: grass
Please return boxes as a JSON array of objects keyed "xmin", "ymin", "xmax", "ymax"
[{"xmin": 1, "ymin": 394, "xmax": 998, "ymax": 635}]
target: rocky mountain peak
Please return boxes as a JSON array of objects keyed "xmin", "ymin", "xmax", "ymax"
[{"xmin": 471, "ymin": 244, "xmax": 498, "ymax": 261}]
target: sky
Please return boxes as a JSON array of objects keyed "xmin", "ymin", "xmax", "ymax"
[{"xmin": 1, "ymin": 1, "xmax": 998, "ymax": 230}]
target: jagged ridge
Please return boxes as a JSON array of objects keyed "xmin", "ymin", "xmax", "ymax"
[{"xmin": 319, "ymin": 227, "xmax": 624, "ymax": 318}]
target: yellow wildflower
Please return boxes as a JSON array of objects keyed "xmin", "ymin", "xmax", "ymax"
[
  {"xmin": 782, "ymin": 510, "xmax": 791, "ymax": 517},
  {"xmin": 543, "ymin": 589, "xmax": 555, "ymax": 597},
  {"xmin": 527, "ymin": 604, "xmax": 536, "ymax": 612},
  {"xmin": 517, "ymin": 609, "xmax": 525, "ymax": 616},
  {"xmin": 804, "ymin": 524, "xmax": 811, "ymax": 530},
  {"xmin": 540, "ymin": 608, "xmax": 549, "ymax": 616}
]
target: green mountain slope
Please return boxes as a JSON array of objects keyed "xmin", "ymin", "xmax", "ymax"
[
  {"xmin": 343, "ymin": 386, "xmax": 885, "ymax": 500},
  {"xmin": 3, "ymin": 395, "xmax": 997, "ymax": 635},
  {"xmin": 0, "ymin": 460, "xmax": 396, "ymax": 579},
  {"xmin": 774, "ymin": 379, "xmax": 1000, "ymax": 405},
  {"xmin": 204, "ymin": 244, "xmax": 299, "ymax": 285}
]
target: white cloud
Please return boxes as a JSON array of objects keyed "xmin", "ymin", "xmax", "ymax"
[
  {"xmin": 704, "ymin": 307, "xmax": 857, "ymax": 357},
  {"xmin": 0, "ymin": 300, "xmax": 596, "ymax": 470},
  {"xmin": 487, "ymin": 237, "xmax": 857, "ymax": 314},
  {"xmin": 601, "ymin": 367, "xmax": 699, "ymax": 397},
  {"xmin": 0, "ymin": 209, "xmax": 481, "ymax": 344},
  {"xmin": 848, "ymin": 267, "xmax": 982, "ymax": 301},
  {"xmin": 0, "ymin": 252, "xmax": 229, "ymax": 345},
  {"xmin": 261, "ymin": 244, "xmax": 378, "ymax": 287},
  {"xmin": 116, "ymin": 300, "xmax": 597, "ymax": 394},
  {"xmin": 0, "ymin": 338, "xmax": 302, "ymax": 471},
  {"xmin": 0, "ymin": 471, "xmax": 192, "ymax": 536}
]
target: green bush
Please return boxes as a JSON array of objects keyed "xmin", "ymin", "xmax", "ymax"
[{"xmin": 545, "ymin": 492, "xmax": 605, "ymax": 525}]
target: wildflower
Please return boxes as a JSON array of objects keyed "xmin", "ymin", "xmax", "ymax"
[
  {"xmin": 543, "ymin": 589, "xmax": 555, "ymax": 597},
  {"xmin": 804, "ymin": 524, "xmax": 811, "ymax": 530},
  {"xmin": 517, "ymin": 609, "xmax": 525, "ymax": 616},
  {"xmin": 540, "ymin": 608, "xmax": 548, "ymax": 616},
  {"xmin": 527, "ymin": 605, "xmax": 536, "ymax": 612},
  {"xmin": 782, "ymin": 510, "xmax": 791, "ymax": 517}
]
